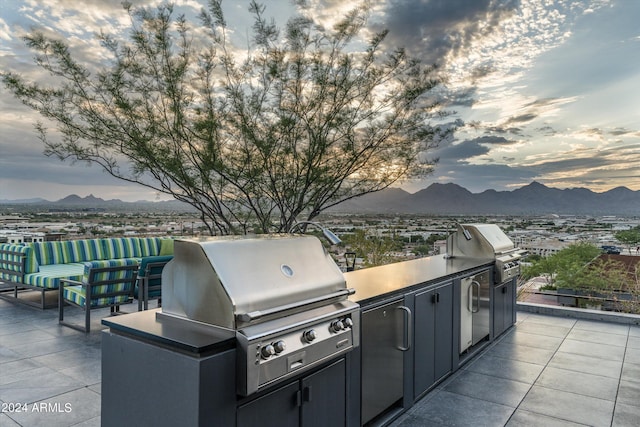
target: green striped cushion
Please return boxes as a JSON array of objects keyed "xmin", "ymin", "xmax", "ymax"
[
  {"xmin": 82, "ymin": 258, "xmax": 137, "ymax": 279},
  {"xmin": 0, "ymin": 244, "xmax": 32, "ymax": 274},
  {"xmin": 102, "ymin": 238, "xmax": 142, "ymax": 259},
  {"xmin": 138, "ymin": 237, "xmax": 161, "ymax": 257},
  {"xmin": 24, "ymin": 263, "xmax": 85, "ymax": 289},
  {"xmin": 133, "ymin": 255, "xmax": 172, "ymax": 299},
  {"xmin": 0, "ymin": 273, "xmax": 23, "ymax": 283},
  {"xmin": 24, "ymin": 248, "xmax": 38, "ymax": 274},
  {"xmin": 63, "ymin": 286, "xmax": 131, "ymax": 307},
  {"xmin": 39, "ymin": 263, "xmax": 86, "ymax": 277},
  {"xmin": 66, "ymin": 239, "xmax": 104, "ymax": 263},
  {"xmin": 31, "ymin": 241, "xmax": 66, "ymax": 266},
  {"xmin": 62, "ymin": 259, "xmax": 137, "ymax": 307}
]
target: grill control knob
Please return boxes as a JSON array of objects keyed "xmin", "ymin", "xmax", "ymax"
[
  {"xmin": 303, "ymin": 329, "xmax": 317, "ymax": 343},
  {"xmin": 273, "ymin": 340, "xmax": 286, "ymax": 354},
  {"xmin": 343, "ymin": 318, "xmax": 353, "ymax": 328},
  {"xmin": 261, "ymin": 344, "xmax": 275, "ymax": 359},
  {"xmin": 331, "ymin": 320, "xmax": 345, "ymax": 333}
]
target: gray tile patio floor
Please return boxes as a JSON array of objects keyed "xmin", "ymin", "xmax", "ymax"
[
  {"xmin": 391, "ymin": 311, "xmax": 640, "ymax": 427},
  {"xmin": 1, "ymin": 296, "xmax": 640, "ymax": 426}
]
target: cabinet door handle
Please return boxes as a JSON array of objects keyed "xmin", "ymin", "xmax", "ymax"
[
  {"xmin": 431, "ymin": 292, "xmax": 441, "ymax": 304},
  {"xmin": 303, "ymin": 386, "xmax": 312, "ymax": 402},
  {"xmin": 296, "ymin": 390, "xmax": 302, "ymax": 407},
  {"xmin": 397, "ymin": 306, "xmax": 412, "ymax": 351}
]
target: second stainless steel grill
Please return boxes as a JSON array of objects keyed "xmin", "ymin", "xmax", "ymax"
[
  {"xmin": 446, "ymin": 223, "xmax": 526, "ymax": 283},
  {"xmin": 159, "ymin": 235, "xmax": 360, "ymax": 396}
]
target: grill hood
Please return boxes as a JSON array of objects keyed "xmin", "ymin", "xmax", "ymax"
[
  {"xmin": 161, "ymin": 235, "xmax": 348, "ymax": 329},
  {"xmin": 446, "ymin": 223, "xmax": 526, "ymax": 283},
  {"xmin": 446, "ymin": 224, "xmax": 516, "ymax": 259}
]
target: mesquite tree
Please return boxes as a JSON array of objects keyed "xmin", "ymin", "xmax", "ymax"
[{"xmin": 3, "ymin": 1, "xmax": 451, "ymax": 235}]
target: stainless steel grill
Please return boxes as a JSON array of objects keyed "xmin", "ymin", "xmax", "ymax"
[
  {"xmin": 446, "ymin": 224, "xmax": 526, "ymax": 283},
  {"xmin": 159, "ymin": 235, "xmax": 360, "ymax": 396}
]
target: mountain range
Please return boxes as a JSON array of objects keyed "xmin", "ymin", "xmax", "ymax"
[
  {"xmin": 2, "ymin": 182, "xmax": 639, "ymax": 215},
  {"xmin": 0, "ymin": 193, "xmax": 193, "ymax": 212},
  {"xmin": 327, "ymin": 181, "xmax": 640, "ymax": 216}
]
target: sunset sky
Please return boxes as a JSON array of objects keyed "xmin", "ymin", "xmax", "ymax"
[{"xmin": 1, "ymin": 0, "xmax": 639, "ymax": 202}]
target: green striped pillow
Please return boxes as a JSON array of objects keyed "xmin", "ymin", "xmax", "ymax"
[
  {"xmin": 31, "ymin": 241, "xmax": 66, "ymax": 266},
  {"xmin": 102, "ymin": 238, "xmax": 142, "ymax": 259},
  {"xmin": 67, "ymin": 239, "xmax": 104, "ymax": 263},
  {"xmin": 138, "ymin": 237, "xmax": 161, "ymax": 257}
]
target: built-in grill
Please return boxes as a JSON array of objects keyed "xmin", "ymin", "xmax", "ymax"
[
  {"xmin": 158, "ymin": 235, "xmax": 360, "ymax": 396},
  {"xmin": 446, "ymin": 224, "xmax": 526, "ymax": 283}
]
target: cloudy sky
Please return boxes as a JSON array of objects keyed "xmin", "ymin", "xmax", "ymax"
[{"xmin": 1, "ymin": 0, "xmax": 639, "ymax": 201}]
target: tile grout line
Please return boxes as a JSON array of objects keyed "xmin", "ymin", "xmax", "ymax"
[
  {"xmin": 502, "ymin": 315, "xmax": 579, "ymax": 426},
  {"xmin": 610, "ymin": 325, "xmax": 631, "ymax": 427}
]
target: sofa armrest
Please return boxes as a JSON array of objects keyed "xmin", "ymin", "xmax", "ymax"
[
  {"xmin": 59, "ymin": 278, "xmax": 83, "ymax": 287},
  {"xmin": 0, "ymin": 245, "xmax": 30, "ymax": 284}
]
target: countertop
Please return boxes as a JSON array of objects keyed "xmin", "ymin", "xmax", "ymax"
[
  {"xmin": 103, "ymin": 254, "xmax": 492, "ymax": 351},
  {"xmin": 345, "ymin": 254, "xmax": 493, "ymax": 303},
  {"xmin": 102, "ymin": 309, "xmax": 236, "ymax": 355}
]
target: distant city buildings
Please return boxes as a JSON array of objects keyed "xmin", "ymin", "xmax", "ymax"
[{"xmin": 2, "ymin": 209, "xmax": 638, "ymax": 262}]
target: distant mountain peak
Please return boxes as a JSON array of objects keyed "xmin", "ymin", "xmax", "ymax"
[
  {"xmin": 518, "ymin": 181, "xmax": 548, "ymax": 190},
  {"xmin": 57, "ymin": 194, "xmax": 106, "ymax": 204}
]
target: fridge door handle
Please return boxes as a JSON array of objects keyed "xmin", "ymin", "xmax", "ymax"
[
  {"xmin": 467, "ymin": 282, "xmax": 474, "ymax": 312},
  {"xmin": 471, "ymin": 280, "xmax": 480, "ymax": 313},
  {"xmin": 397, "ymin": 306, "xmax": 412, "ymax": 351}
]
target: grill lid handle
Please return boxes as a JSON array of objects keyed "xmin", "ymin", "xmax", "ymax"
[{"xmin": 237, "ymin": 288, "xmax": 356, "ymax": 323}]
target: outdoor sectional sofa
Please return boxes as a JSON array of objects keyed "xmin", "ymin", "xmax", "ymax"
[{"xmin": 0, "ymin": 237, "xmax": 173, "ymax": 309}]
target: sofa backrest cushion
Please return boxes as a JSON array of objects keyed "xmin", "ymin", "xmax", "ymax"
[
  {"xmin": 31, "ymin": 241, "xmax": 67, "ymax": 266},
  {"xmin": 83, "ymin": 258, "xmax": 139, "ymax": 280},
  {"xmin": 82, "ymin": 259, "xmax": 138, "ymax": 296},
  {"xmin": 30, "ymin": 240, "xmax": 106, "ymax": 266},
  {"xmin": 67, "ymin": 239, "xmax": 105, "ymax": 263},
  {"xmin": 101, "ymin": 238, "xmax": 142, "ymax": 260},
  {"xmin": 159, "ymin": 238, "xmax": 174, "ymax": 256},
  {"xmin": 67, "ymin": 259, "xmax": 139, "ymax": 307},
  {"xmin": 25, "ymin": 237, "xmax": 167, "ymax": 268},
  {"xmin": 138, "ymin": 237, "xmax": 162, "ymax": 257}
]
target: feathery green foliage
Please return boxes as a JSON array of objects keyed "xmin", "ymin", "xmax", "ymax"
[{"xmin": 3, "ymin": 1, "xmax": 452, "ymax": 235}]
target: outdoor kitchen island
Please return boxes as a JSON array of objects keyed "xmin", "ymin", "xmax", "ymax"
[{"xmin": 101, "ymin": 225, "xmax": 521, "ymax": 426}]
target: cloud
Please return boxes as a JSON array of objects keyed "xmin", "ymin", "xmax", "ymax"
[
  {"xmin": 379, "ymin": 0, "xmax": 518, "ymax": 64},
  {"xmin": 2, "ymin": 0, "xmax": 638, "ymax": 200},
  {"xmin": 427, "ymin": 134, "xmax": 519, "ymax": 167}
]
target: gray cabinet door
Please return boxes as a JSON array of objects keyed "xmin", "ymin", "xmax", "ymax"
[
  {"xmin": 361, "ymin": 299, "xmax": 407, "ymax": 425},
  {"xmin": 238, "ymin": 358, "xmax": 347, "ymax": 427},
  {"xmin": 434, "ymin": 284, "xmax": 453, "ymax": 381},
  {"xmin": 414, "ymin": 283, "xmax": 453, "ymax": 398},
  {"xmin": 237, "ymin": 382, "xmax": 300, "ymax": 427},
  {"xmin": 301, "ymin": 358, "xmax": 346, "ymax": 427},
  {"xmin": 493, "ymin": 279, "xmax": 515, "ymax": 338}
]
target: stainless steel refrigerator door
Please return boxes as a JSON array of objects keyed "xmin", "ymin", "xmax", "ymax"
[
  {"xmin": 472, "ymin": 270, "xmax": 491, "ymax": 346},
  {"xmin": 361, "ymin": 299, "xmax": 409, "ymax": 424},
  {"xmin": 460, "ymin": 270, "xmax": 491, "ymax": 353},
  {"xmin": 460, "ymin": 277, "xmax": 473, "ymax": 353}
]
